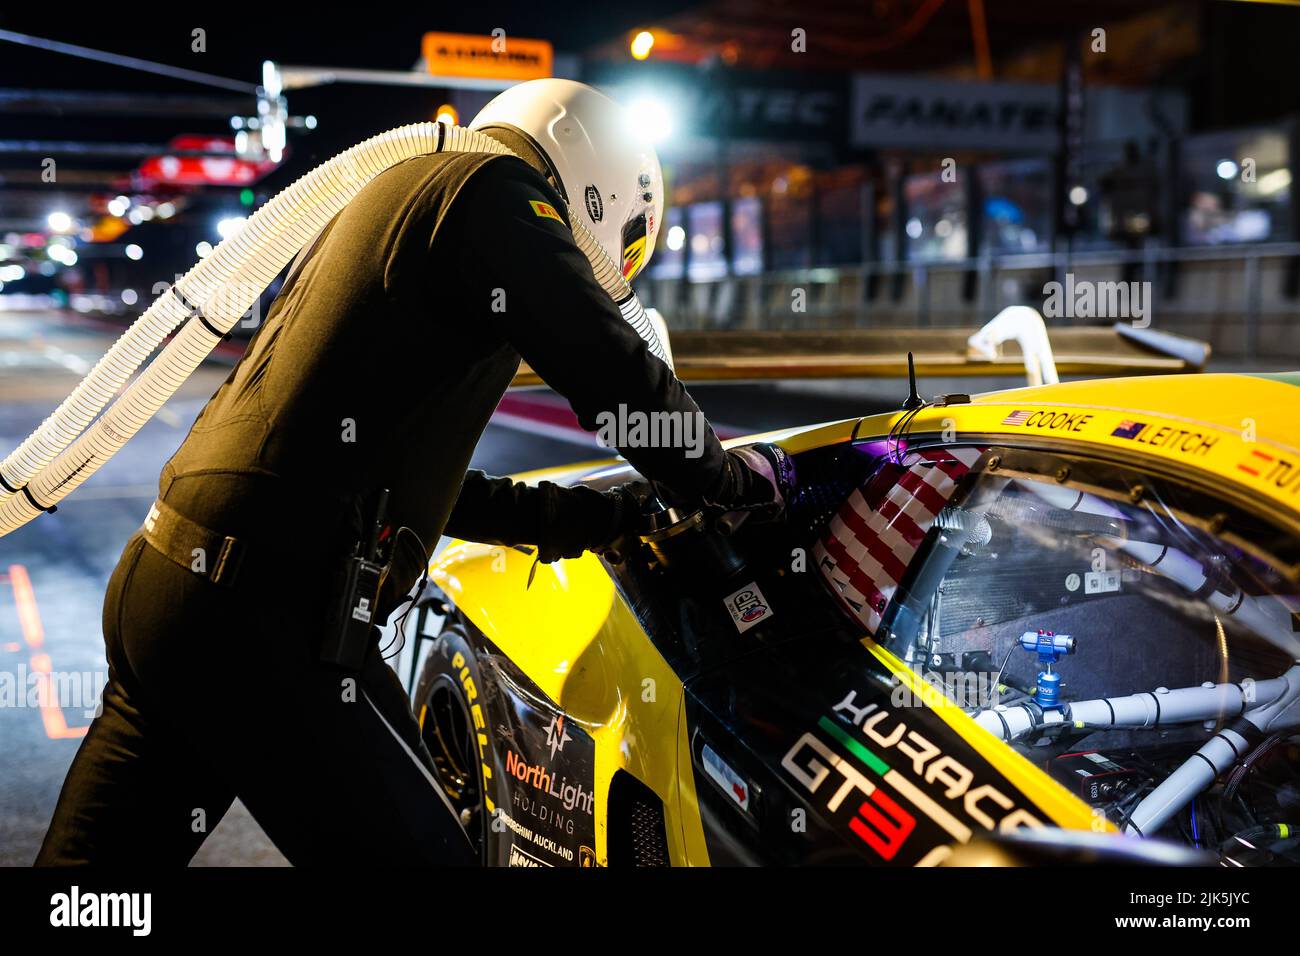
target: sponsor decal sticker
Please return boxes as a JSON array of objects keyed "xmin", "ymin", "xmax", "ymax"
[
  {"xmin": 724, "ymin": 582, "xmax": 772, "ymax": 633},
  {"xmin": 1237, "ymin": 448, "xmax": 1274, "ymax": 477},
  {"xmin": 702, "ymin": 742, "xmax": 752, "ymax": 811},
  {"xmin": 1109, "ymin": 419, "xmax": 1219, "ymax": 457},
  {"xmin": 1011, "ymin": 410, "xmax": 1094, "ymax": 433},
  {"xmin": 528, "ymin": 199, "xmax": 564, "ymax": 224},
  {"xmin": 471, "ymin": 636, "xmax": 597, "ymax": 866},
  {"xmin": 544, "ymin": 713, "xmax": 571, "ymax": 759},
  {"xmin": 816, "ymin": 447, "xmax": 983, "ymax": 634},
  {"xmin": 1084, "ymin": 570, "xmax": 1121, "ymax": 594},
  {"xmin": 781, "ymin": 686, "xmax": 1045, "ymax": 865},
  {"xmin": 584, "ymin": 184, "xmax": 603, "ymax": 222},
  {"xmin": 508, "ymin": 844, "xmax": 553, "ymax": 867},
  {"xmin": 1236, "ymin": 449, "xmax": 1300, "ymax": 494},
  {"xmin": 1111, "ymin": 419, "xmax": 1146, "ymax": 439}
]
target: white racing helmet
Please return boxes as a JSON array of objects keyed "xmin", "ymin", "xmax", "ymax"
[{"xmin": 470, "ymin": 78, "xmax": 664, "ymax": 282}]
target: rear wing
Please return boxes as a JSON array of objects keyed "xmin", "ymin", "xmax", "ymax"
[{"xmin": 510, "ymin": 311, "xmax": 1210, "ymax": 388}]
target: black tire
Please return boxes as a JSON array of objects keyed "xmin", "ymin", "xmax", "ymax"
[{"xmin": 414, "ymin": 624, "xmax": 489, "ymax": 863}]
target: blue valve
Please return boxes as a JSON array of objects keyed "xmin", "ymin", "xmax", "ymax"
[{"xmin": 1018, "ymin": 630, "xmax": 1076, "ymax": 710}]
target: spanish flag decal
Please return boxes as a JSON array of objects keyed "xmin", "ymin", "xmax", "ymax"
[{"xmin": 529, "ymin": 200, "xmax": 564, "ymax": 224}]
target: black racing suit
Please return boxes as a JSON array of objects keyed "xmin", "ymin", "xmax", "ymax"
[{"xmin": 37, "ymin": 144, "xmax": 754, "ymax": 866}]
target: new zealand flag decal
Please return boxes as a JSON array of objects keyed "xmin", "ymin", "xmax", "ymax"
[
  {"xmin": 1112, "ymin": 419, "xmax": 1146, "ymax": 439},
  {"xmin": 584, "ymin": 185, "xmax": 603, "ymax": 223}
]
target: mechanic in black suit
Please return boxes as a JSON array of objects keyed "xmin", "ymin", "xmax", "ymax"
[{"xmin": 38, "ymin": 80, "xmax": 782, "ymax": 865}]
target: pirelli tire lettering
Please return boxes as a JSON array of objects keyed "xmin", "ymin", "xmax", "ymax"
[
  {"xmin": 449, "ymin": 648, "xmax": 496, "ymax": 819},
  {"xmin": 781, "ymin": 685, "xmax": 1044, "ymax": 866},
  {"xmin": 422, "ymin": 621, "xmax": 598, "ymax": 867}
]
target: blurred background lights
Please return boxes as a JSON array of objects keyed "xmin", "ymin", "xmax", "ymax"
[
  {"xmin": 216, "ymin": 216, "xmax": 247, "ymax": 240},
  {"xmin": 626, "ymin": 95, "xmax": 672, "ymax": 143},
  {"xmin": 630, "ymin": 30, "xmax": 655, "ymax": 60}
]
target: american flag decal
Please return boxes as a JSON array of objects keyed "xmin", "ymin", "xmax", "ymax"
[
  {"xmin": 815, "ymin": 447, "xmax": 984, "ymax": 634},
  {"xmin": 1001, "ymin": 410, "xmax": 1031, "ymax": 426}
]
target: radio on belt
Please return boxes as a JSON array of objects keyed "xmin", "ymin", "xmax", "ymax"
[{"xmin": 321, "ymin": 488, "xmax": 390, "ymax": 670}]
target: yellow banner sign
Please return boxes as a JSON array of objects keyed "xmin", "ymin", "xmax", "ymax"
[{"xmin": 422, "ymin": 32, "xmax": 553, "ymax": 81}]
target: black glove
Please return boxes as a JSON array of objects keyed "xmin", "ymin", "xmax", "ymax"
[
  {"xmin": 710, "ymin": 442, "xmax": 796, "ymax": 518},
  {"xmin": 534, "ymin": 481, "xmax": 639, "ymax": 564}
]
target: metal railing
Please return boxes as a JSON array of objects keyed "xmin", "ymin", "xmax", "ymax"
[{"xmin": 640, "ymin": 242, "xmax": 1300, "ymax": 361}]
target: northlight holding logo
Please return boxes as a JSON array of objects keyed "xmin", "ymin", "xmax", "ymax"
[{"xmin": 49, "ymin": 886, "xmax": 151, "ymax": 936}]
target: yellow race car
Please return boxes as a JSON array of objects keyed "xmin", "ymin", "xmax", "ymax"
[{"xmin": 408, "ymin": 362, "xmax": 1300, "ymax": 867}]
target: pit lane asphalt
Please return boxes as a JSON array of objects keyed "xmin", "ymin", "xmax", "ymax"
[{"xmin": 0, "ymin": 307, "xmax": 889, "ymax": 866}]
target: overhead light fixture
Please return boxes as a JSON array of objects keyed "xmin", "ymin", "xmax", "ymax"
[
  {"xmin": 626, "ymin": 95, "xmax": 673, "ymax": 144},
  {"xmin": 630, "ymin": 30, "xmax": 655, "ymax": 60}
]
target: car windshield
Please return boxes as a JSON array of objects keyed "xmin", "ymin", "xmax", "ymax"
[
  {"xmin": 875, "ymin": 456, "xmax": 1300, "ymax": 694},
  {"xmin": 811, "ymin": 442, "xmax": 1300, "ymax": 857}
]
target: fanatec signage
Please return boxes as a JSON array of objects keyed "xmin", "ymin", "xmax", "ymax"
[{"xmin": 849, "ymin": 74, "xmax": 1060, "ymax": 151}]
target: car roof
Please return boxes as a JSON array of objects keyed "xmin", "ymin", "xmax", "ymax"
[
  {"xmin": 973, "ymin": 372, "xmax": 1300, "ymax": 449},
  {"xmin": 523, "ymin": 372, "xmax": 1300, "ymax": 518}
]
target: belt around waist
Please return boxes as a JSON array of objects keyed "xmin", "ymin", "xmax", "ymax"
[{"xmin": 139, "ymin": 496, "xmax": 346, "ymax": 589}]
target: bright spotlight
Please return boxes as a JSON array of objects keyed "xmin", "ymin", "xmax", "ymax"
[
  {"xmin": 195, "ymin": 241, "xmax": 214, "ymax": 259},
  {"xmin": 47, "ymin": 211, "xmax": 73, "ymax": 233},
  {"xmin": 1068, "ymin": 185, "xmax": 1089, "ymax": 206},
  {"xmin": 107, "ymin": 196, "xmax": 130, "ymax": 218},
  {"xmin": 627, "ymin": 95, "xmax": 673, "ymax": 144},
  {"xmin": 905, "ymin": 217, "xmax": 923, "ymax": 240},
  {"xmin": 125, "ymin": 244, "xmax": 143, "ymax": 261},
  {"xmin": 1216, "ymin": 159, "xmax": 1239, "ymax": 180},
  {"xmin": 630, "ymin": 30, "xmax": 655, "ymax": 60},
  {"xmin": 121, "ymin": 288, "xmax": 138, "ymax": 306},
  {"xmin": 666, "ymin": 225, "xmax": 685, "ymax": 252},
  {"xmin": 216, "ymin": 216, "xmax": 247, "ymax": 240}
]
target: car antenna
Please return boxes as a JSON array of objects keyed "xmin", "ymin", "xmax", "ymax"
[{"xmin": 901, "ymin": 351, "xmax": 924, "ymax": 411}]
